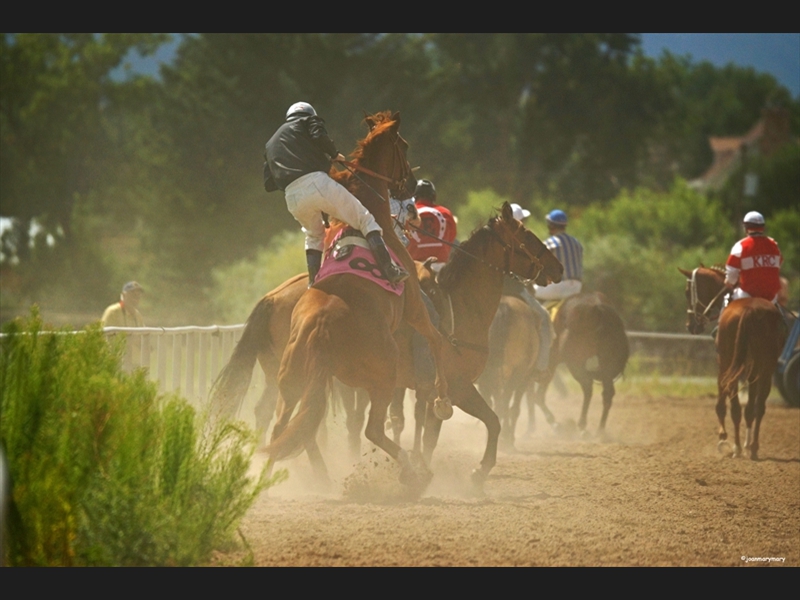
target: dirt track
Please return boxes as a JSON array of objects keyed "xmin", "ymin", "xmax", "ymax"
[{"xmin": 213, "ymin": 383, "xmax": 800, "ymax": 567}]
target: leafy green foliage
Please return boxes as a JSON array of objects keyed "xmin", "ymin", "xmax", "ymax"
[
  {"xmin": 2, "ymin": 33, "xmax": 797, "ymax": 327},
  {"xmin": 210, "ymin": 230, "xmax": 306, "ymax": 324},
  {"xmin": 0, "ymin": 308, "xmax": 284, "ymax": 566}
]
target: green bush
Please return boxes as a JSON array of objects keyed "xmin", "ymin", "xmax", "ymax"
[
  {"xmin": 0, "ymin": 308, "xmax": 285, "ymax": 566},
  {"xmin": 210, "ymin": 230, "xmax": 306, "ymax": 324}
]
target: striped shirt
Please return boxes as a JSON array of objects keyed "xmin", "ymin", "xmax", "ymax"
[{"xmin": 545, "ymin": 232, "xmax": 583, "ymax": 281}]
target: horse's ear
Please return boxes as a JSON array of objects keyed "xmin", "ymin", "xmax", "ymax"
[
  {"xmin": 678, "ymin": 267, "xmax": 692, "ymax": 278},
  {"xmin": 364, "ymin": 112, "xmax": 376, "ymax": 131},
  {"xmin": 392, "ymin": 111, "xmax": 401, "ymax": 125},
  {"xmin": 500, "ymin": 202, "xmax": 514, "ymax": 222}
]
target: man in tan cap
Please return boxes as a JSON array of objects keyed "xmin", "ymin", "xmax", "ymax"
[{"xmin": 101, "ymin": 281, "xmax": 145, "ymax": 327}]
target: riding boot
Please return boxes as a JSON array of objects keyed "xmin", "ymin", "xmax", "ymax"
[
  {"xmin": 365, "ymin": 231, "xmax": 409, "ymax": 285},
  {"xmin": 306, "ymin": 249, "xmax": 323, "ymax": 287}
]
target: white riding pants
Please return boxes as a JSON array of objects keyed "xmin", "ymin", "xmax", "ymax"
[
  {"xmin": 533, "ymin": 279, "xmax": 582, "ymax": 301},
  {"xmin": 284, "ymin": 171, "xmax": 382, "ymax": 252}
]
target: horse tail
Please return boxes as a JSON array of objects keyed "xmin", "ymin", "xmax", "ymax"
[
  {"xmin": 595, "ymin": 304, "xmax": 630, "ymax": 378},
  {"xmin": 265, "ymin": 330, "xmax": 330, "ymax": 462},
  {"xmin": 721, "ymin": 303, "xmax": 783, "ymax": 390},
  {"xmin": 208, "ymin": 295, "xmax": 274, "ymax": 419}
]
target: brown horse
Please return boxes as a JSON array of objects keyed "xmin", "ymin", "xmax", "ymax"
[
  {"xmin": 680, "ymin": 266, "xmax": 786, "ymax": 459},
  {"xmin": 530, "ymin": 292, "xmax": 630, "ymax": 436},
  {"xmin": 476, "ymin": 295, "xmax": 541, "ymax": 451},
  {"xmin": 210, "ymin": 112, "xmax": 449, "ymax": 461},
  {"xmin": 385, "ymin": 212, "xmax": 563, "ymax": 477},
  {"xmin": 270, "ymin": 203, "xmax": 562, "ymax": 488}
]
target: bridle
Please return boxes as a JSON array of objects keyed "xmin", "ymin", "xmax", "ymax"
[
  {"xmin": 484, "ymin": 218, "xmax": 546, "ymax": 283},
  {"xmin": 339, "ymin": 132, "xmax": 414, "ymax": 201},
  {"xmin": 686, "ymin": 267, "xmax": 726, "ymax": 329}
]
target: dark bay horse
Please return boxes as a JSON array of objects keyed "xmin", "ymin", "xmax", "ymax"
[
  {"xmin": 476, "ymin": 294, "xmax": 541, "ymax": 451},
  {"xmin": 388, "ymin": 210, "xmax": 563, "ymax": 477},
  {"xmin": 680, "ymin": 266, "xmax": 786, "ymax": 459},
  {"xmin": 531, "ymin": 292, "xmax": 629, "ymax": 436}
]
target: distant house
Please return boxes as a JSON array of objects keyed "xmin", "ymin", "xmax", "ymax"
[{"xmin": 689, "ymin": 106, "xmax": 793, "ymax": 192}]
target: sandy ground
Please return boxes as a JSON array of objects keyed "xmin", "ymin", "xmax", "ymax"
[{"xmin": 212, "ymin": 380, "xmax": 800, "ymax": 567}]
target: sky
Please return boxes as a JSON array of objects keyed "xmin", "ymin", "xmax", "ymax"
[
  {"xmin": 120, "ymin": 33, "xmax": 800, "ymax": 98},
  {"xmin": 639, "ymin": 33, "xmax": 800, "ymax": 98}
]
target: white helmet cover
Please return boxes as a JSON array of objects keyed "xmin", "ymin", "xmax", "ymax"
[
  {"xmin": 286, "ymin": 102, "xmax": 316, "ymax": 119},
  {"xmin": 743, "ymin": 211, "xmax": 765, "ymax": 227}
]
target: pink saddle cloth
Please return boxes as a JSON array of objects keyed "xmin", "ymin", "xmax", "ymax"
[{"xmin": 315, "ymin": 229, "xmax": 405, "ymax": 296}]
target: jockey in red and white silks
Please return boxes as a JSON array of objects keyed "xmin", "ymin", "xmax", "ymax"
[{"xmin": 725, "ymin": 211, "xmax": 783, "ymax": 303}]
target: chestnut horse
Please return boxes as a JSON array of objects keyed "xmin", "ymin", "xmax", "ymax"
[
  {"xmin": 210, "ymin": 112, "xmax": 451, "ymax": 470},
  {"xmin": 530, "ymin": 292, "xmax": 630, "ymax": 436},
  {"xmin": 680, "ymin": 266, "xmax": 786, "ymax": 459},
  {"xmin": 270, "ymin": 203, "xmax": 561, "ymax": 488}
]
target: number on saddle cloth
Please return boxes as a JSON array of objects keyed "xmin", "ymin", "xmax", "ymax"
[{"xmin": 318, "ymin": 226, "xmax": 405, "ymax": 295}]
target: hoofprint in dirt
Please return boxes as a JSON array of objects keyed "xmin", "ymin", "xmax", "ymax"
[{"xmin": 213, "ymin": 384, "xmax": 800, "ymax": 567}]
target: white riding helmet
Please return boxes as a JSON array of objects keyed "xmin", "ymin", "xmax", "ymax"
[
  {"xmin": 743, "ymin": 211, "xmax": 765, "ymax": 227},
  {"xmin": 286, "ymin": 102, "xmax": 316, "ymax": 120},
  {"xmin": 510, "ymin": 203, "xmax": 531, "ymax": 222}
]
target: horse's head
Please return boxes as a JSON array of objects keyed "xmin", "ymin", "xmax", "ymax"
[
  {"xmin": 487, "ymin": 202, "xmax": 564, "ymax": 284},
  {"xmin": 359, "ymin": 111, "xmax": 416, "ymax": 200},
  {"xmin": 679, "ymin": 265, "xmax": 726, "ymax": 334}
]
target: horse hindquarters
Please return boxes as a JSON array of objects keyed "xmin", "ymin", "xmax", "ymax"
[{"xmin": 716, "ymin": 300, "xmax": 784, "ymax": 459}]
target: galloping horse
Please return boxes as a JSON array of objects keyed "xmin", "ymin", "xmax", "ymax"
[
  {"xmin": 530, "ymin": 292, "xmax": 629, "ymax": 436},
  {"xmin": 270, "ymin": 203, "xmax": 561, "ymax": 488},
  {"xmin": 386, "ymin": 211, "xmax": 563, "ymax": 476},
  {"xmin": 210, "ymin": 112, "xmax": 449, "ymax": 465},
  {"xmin": 476, "ymin": 295, "xmax": 541, "ymax": 451},
  {"xmin": 680, "ymin": 266, "xmax": 786, "ymax": 459}
]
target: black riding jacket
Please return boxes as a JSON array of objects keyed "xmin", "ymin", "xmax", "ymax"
[{"xmin": 263, "ymin": 115, "xmax": 339, "ymax": 192}]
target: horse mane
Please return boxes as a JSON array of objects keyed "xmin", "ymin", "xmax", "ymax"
[
  {"xmin": 330, "ymin": 110, "xmax": 398, "ymax": 192},
  {"xmin": 438, "ymin": 223, "xmax": 495, "ymax": 292},
  {"xmin": 349, "ymin": 111, "xmax": 398, "ymax": 163},
  {"xmin": 708, "ymin": 264, "xmax": 726, "ymax": 275}
]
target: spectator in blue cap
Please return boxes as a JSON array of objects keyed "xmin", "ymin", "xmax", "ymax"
[
  {"xmin": 101, "ymin": 281, "xmax": 145, "ymax": 327},
  {"xmin": 533, "ymin": 209, "xmax": 583, "ymax": 301}
]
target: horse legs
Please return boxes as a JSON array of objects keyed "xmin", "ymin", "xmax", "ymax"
[
  {"xmin": 598, "ymin": 378, "xmax": 615, "ymax": 433},
  {"xmin": 254, "ymin": 386, "xmax": 278, "ymax": 447},
  {"xmin": 573, "ymin": 370, "xmax": 594, "ymax": 432},
  {"xmin": 451, "ymin": 380, "xmax": 501, "ymax": 491},
  {"xmin": 304, "ymin": 437, "xmax": 331, "ymax": 488},
  {"xmin": 529, "ymin": 366, "xmax": 559, "ymax": 435},
  {"xmin": 388, "ymin": 387, "xmax": 406, "ymax": 445},
  {"xmin": 363, "ymin": 386, "xmax": 425, "ymax": 487},
  {"xmin": 744, "ymin": 377, "xmax": 769, "ymax": 460},
  {"xmin": 421, "ymin": 402, "xmax": 444, "ymax": 466},
  {"xmin": 715, "ymin": 378, "xmax": 743, "ymax": 457}
]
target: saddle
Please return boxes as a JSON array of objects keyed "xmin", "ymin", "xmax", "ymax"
[{"xmin": 316, "ymin": 227, "xmax": 405, "ymax": 296}]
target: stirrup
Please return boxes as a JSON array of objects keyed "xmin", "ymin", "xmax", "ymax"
[{"xmin": 384, "ymin": 263, "xmax": 409, "ymax": 285}]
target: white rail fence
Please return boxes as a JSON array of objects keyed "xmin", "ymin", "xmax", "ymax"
[
  {"xmin": 102, "ymin": 325, "xmax": 266, "ymax": 412},
  {"xmin": 3, "ymin": 326, "xmax": 717, "ymax": 415},
  {"xmin": 100, "ymin": 327, "xmax": 714, "ymax": 400}
]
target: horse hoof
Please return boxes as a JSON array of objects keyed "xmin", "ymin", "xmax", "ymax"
[
  {"xmin": 434, "ymin": 397, "xmax": 454, "ymax": 420},
  {"xmin": 717, "ymin": 440, "xmax": 732, "ymax": 455},
  {"xmin": 470, "ymin": 468, "xmax": 488, "ymax": 493}
]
